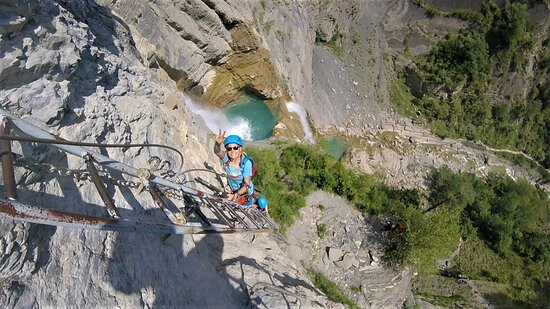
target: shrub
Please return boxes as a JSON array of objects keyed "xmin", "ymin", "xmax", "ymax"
[
  {"xmin": 486, "ymin": 2, "xmax": 529, "ymax": 68},
  {"xmin": 306, "ymin": 267, "xmax": 359, "ymax": 309},
  {"xmin": 389, "ymin": 78, "xmax": 416, "ymax": 118},
  {"xmin": 247, "ymin": 148, "xmax": 306, "ymax": 234},
  {"xmin": 421, "ymin": 29, "xmax": 489, "ymax": 90},
  {"xmin": 317, "ymin": 223, "xmax": 327, "ymax": 238},
  {"xmin": 387, "ymin": 205, "xmax": 462, "ymax": 274}
]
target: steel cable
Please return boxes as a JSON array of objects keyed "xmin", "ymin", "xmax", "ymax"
[{"xmin": 0, "ymin": 133, "xmax": 184, "ymax": 170}]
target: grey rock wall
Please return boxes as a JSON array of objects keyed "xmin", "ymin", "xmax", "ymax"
[
  {"xmin": 0, "ymin": 0, "xmax": 335, "ymax": 307},
  {"xmin": 96, "ymin": 0, "xmax": 238, "ymax": 89},
  {"xmin": 98, "ymin": 0, "xmax": 380, "ymax": 131}
]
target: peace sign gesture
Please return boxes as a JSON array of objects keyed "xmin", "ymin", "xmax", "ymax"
[{"xmin": 215, "ymin": 129, "xmax": 226, "ymax": 145}]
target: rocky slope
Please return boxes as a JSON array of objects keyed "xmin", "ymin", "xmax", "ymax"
[
  {"xmin": 0, "ymin": 0, "xmax": 340, "ymax": 307},
  {"xmin": 285, "ymin": 191, "xmax": 413, "ymax": 309}
]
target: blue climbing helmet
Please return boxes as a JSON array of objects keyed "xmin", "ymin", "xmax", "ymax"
[
  {"xmin": 257, "ymin": 196, "xmax": 268, "ymax": 209},
  {"xmin": 224, "ymin": 135, "xmax": 243, "ymax": 147}
]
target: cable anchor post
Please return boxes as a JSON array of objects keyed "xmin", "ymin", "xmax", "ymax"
[
  {"xmin": 84, "ymin": 154, "xmax": 120, "ymax": 218},
  {"xmin": 135, "ymin": 168, "xmax": 153, "ymax": 194},
  {"xmin": 148, "ymin": 184, "xmax": 187, "ymax": 225},
  {"xmin": 0, "ymin": 116, "xmax": 18, "ymax": 200}
]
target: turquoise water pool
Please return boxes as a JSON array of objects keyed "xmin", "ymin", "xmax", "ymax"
[
  {"xmin": 319, "ymin": 136, "xmax": 348, "ymax": 160},
  {"xmin": 224, "ymin": 94, "xmax": 276, "ymax": 141}
]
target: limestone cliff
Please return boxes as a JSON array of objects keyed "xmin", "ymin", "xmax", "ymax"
[{"xmin": 0, "ymin": 0, "xmax": 338, "ymax": 307}]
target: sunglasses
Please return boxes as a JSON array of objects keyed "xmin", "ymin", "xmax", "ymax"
[{"xmin": 225, "ymin": 146, "xmax": 241, "ymax": 151}]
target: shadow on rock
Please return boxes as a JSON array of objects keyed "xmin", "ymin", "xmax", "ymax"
[{"xmin": 107, "ymin": 232, "xmax": 249, "ymax": 307}]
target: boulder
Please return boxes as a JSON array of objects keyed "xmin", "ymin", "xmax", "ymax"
[
  {"xmin": 327, "ymin": 247, "xmax": 344, "ymax": 261},
  {"xmin": 334, "ymin": 252, "xmax": 356, "ymax": 270}
]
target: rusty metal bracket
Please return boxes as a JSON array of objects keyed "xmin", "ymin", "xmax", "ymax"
[
  {"xmin": 0, "ymin": 198, "xmax": 270, "ymax": 235},
  {"xmin": 84, "ymin": 154, "xmax": 120, "ymax": 218},
  {"xmin": 148, "ymin": 184, "xmax": 187, "ymax": 225},
  {"xmin": 182, "ymin": 195, "xmax": 211, "ymax": 227},
  {"xmin": 0, "ymin": 116, "xmax": 17, "ymax": 200}
]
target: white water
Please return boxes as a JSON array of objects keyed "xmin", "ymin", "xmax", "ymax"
[
  {"xmin": 184, "ymin": 95, "xmax": 253, "ymax": 140},
  {"xmin": 286, "ymin": 101, "xmax": 315, "ymax": 143}
]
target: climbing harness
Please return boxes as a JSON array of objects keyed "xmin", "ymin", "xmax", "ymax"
[{"xmin": 0, "ymin": 108, "xmax": 277, "ymax": 235}]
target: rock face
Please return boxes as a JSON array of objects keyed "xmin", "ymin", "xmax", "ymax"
[
  {"xmin": 338, "ymin": 117, "xmax": 546, "ymax": 190},
  {"xmin": 96, "ymin": 0, "xmax": 234, "ymax": 90},
  {"xmin": 98, "ymin": 0, "xmax": 315, "ymax": 140},
  {"xmin": 98, "ymin": 0, "xmax": 386, "ymax": 137},
  {"xmin": 202, "ymin": 24, "xmax": 288, "ymax": 107},
  {"xmin": 0, "ymin": 221, "xmax": 37, "ymax": 282},
  {"xmin": 0, "ymin": 0, "xmax": 337, "ymax": 307}
]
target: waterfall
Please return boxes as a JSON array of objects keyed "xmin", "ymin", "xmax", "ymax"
[
  {"xmin": 184, "ymin": 95, "xmax": 252, "ymax": 140},
  {"xmin": 286, "ymin": 102, "xmax": 315, "ymax": 143}
]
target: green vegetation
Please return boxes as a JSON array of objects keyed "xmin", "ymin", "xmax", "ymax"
[
  {"xmin": 306, "ymin": 267, "xmax": 359, "ymax": 309},
  {"xmin": 350, "ymin": 285, "xmax": 361, "ymax": 294},
  {"xmin": 412, "ymin": 0, "xmax": 484, "ymax": 22},
  {"xmin": 387, "ymin": 202, "xmax": 462, "ymax": 274},
  {"xmin": 428, "ymin": 168, "xmax": 549, "ymax": 303},
  {"xmin": 393, "ymin": 1, "xmax": 550, "ymax": 168},
  {"xmin": 315, "ymin": 27, "xmax": 345, "ymax": 59},
  {"xmin": 249, "ymin": 143, "xmax": 410, "ymax": 229},
  {"xmin": 451, "ymin": 237, "xmax": 543, "ymax": 304},
  {"xmin": 403, "ymin": 303, "xmax": 421, "ymax": 309},
  {"xmin": 389, "ymin": 78, "xmax": 416, "ymax": 117},
  {"xmin": 316, "ymin": 222, "xmax": 327, "ymax": 238},
  {"xmin": 413, "ymin": 275, "xmax": 477, "ymax": 307},
  {"xmin": 415, "ymin": 292, "xmax": 469, "ymax": 307},
  {"xmin": 495, "ymin": 152, "xmax": 550, "ymax": 181},
  {"xmin": 249, "ymin": 142, "xmax": 549, "ymax": 305},
  {"xmin": 247, "ymin": 147, "xmax": 306, "ymax": 234}
]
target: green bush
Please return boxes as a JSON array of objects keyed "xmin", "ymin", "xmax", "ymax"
[
  {"xmin": 465, "ymin": 176, "xmax": 549, "ymax": 259},
  {"xmin": 384, "ymin": 182, "xmax": 462, "ymax": 274},
  {"xmin": 427, "ymin": 168, "xmax": 550, "ymax": 303},
  {"xmin": 452, "ymin": 236, "xmax": 541, "ymax": 303},
  {"xmin": 421, "ymin": 29, "xmax": 489, "ymax": 90},
  {"xmin": 250, "ymin": 144, "xmax": 398, "ymax": 231},
  {"xmin": 247, "ymin": 148, "xmax": 307, "ymax": 234},
  {"xmin": 389, "ymin": 78, "xmax": 416, "ymax": 118},
  {"xmin": 486, "ymin": 2, "xmax": 529, "ymax": 68},
  {"xmin": 317, "ymin": 223, "xmax": 327, "ymax": 238}
]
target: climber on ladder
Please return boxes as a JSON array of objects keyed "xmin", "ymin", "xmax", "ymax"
[{"xmin": 213, "ymin": 130, "xmax": 267, "ymax": 212}]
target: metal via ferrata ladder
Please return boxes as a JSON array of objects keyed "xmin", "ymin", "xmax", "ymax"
[{"xmin": 0, "ymin": 108, "xmax": 277, "ymax": 235}]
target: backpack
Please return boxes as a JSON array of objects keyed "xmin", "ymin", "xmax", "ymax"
[{"xmin": 225, "ymin": 153, "xmax": 257, "ymax": 179}]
